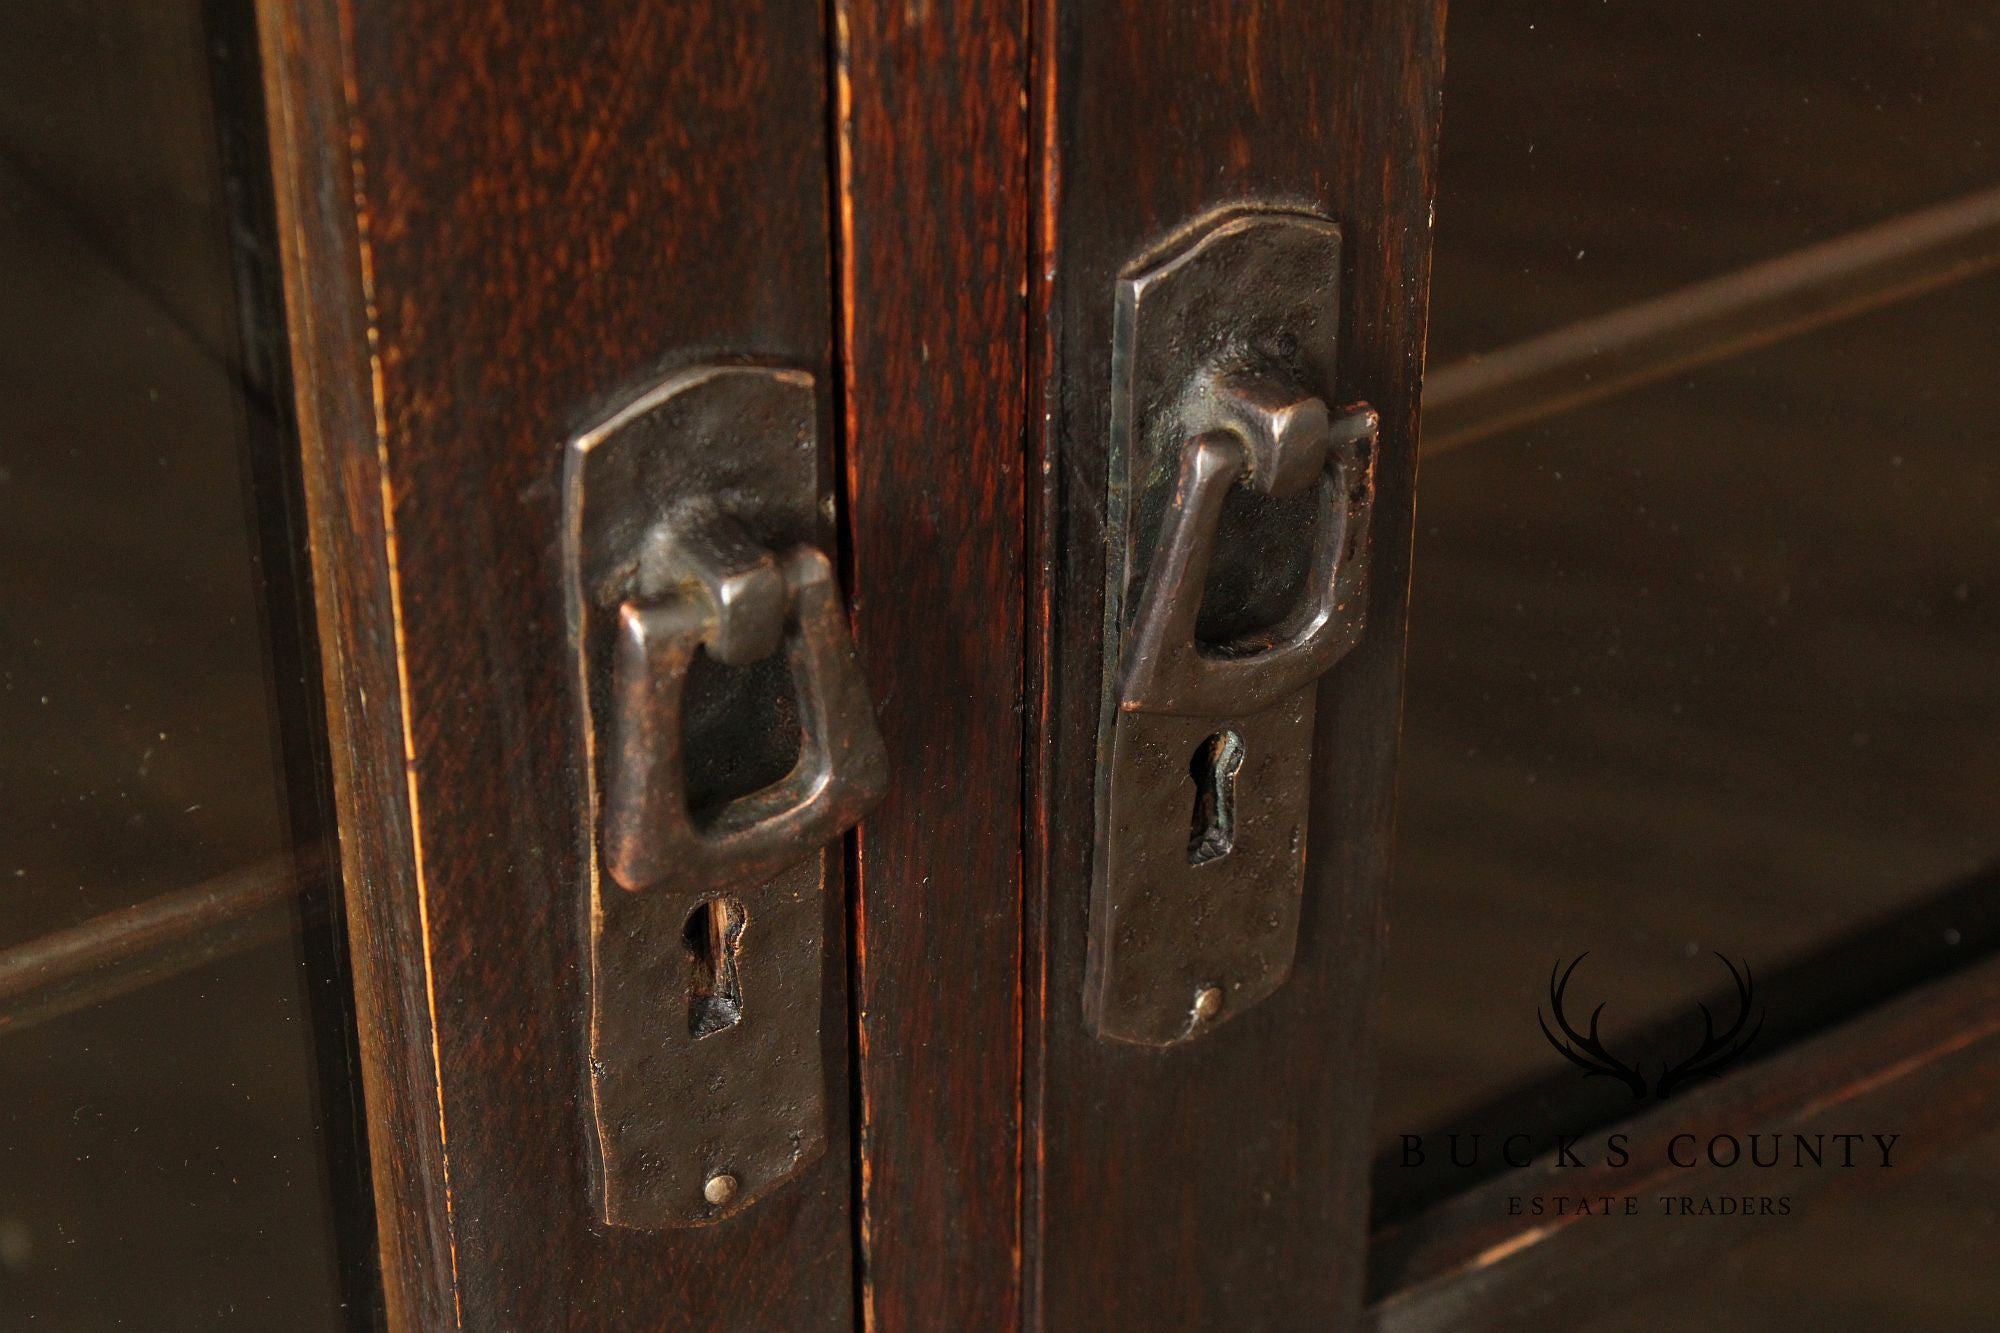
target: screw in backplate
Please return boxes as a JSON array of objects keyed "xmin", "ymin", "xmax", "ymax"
[
  {"xmin": 703, "ymin": 1171, "xmax": 740, "ymax": 1207},
  {"xmin": 1193, "ymin": 985, "xmax": 1226, "ymax": 1021}
]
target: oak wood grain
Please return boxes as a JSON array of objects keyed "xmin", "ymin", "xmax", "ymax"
[
  {"xmin": 1026, "ymin": 2, "xmax": 1448, "ymax": 1327},
  {"xmin": 835, "ymin": 0, "xmax": 1030, "ymax": 1327},
  {"xmin": 260, "ymin": 1, "xmax": 854, "ymax": 1325},
  {"xmin": 257, "ymin": 0, "xmax": 454, "ymax": 1322}
]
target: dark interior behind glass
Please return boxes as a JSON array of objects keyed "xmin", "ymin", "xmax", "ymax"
[
  {"xmin": 1377, "ymin": 1, "xmax": 2000, "ymax": 1315},
  {"xmin": 0, "ymin": 1, "xmax": 364, "ymax": 1325}
]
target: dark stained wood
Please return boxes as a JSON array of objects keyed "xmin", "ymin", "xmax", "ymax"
[
  {"xmin": 1026, "ymin": 2, "xmax": 1447, "ymax": 1327},
  {"xmin": 212, "ymin": 3, "xmax": 386, "ymax": 1303},
  {"xmin": 256, "ymin": 2, "xmax": 454, "ymax": 1324},
  {"xmin": 1422, "ymin": 186, "xmax": 2000, "ymax": 455},
  {"xmin": 834, "ymin": 0, "xmax": 1029, "ymax": 1327},
  {"xmin": 1368, "ymin": 949, "xmax": 2000, "ymax": 1332},
  {"xmin": 259, "ymin": 0, "xmax": 853, "ymax": 1326}
]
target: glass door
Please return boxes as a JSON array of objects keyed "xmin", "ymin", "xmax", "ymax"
[
  {"xmin": 1373, "ymin": 3, "xmax": 2000, "ymax": 1326},
  {"xmin": 0, "ymin": 1, "xmax": 368, "ymax": 1324}
]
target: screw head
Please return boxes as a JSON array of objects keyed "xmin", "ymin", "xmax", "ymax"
[
  {"xmin": 1193, "ymin": 985, "xmax": 1225, "ymax": 1020},
  {"xmin": 703, "ymin": 1171, "xmax": 740, "ymax": 1207}
]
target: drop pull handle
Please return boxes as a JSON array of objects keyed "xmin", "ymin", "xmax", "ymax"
[
  {"xmin": 1120, "ymin": 372, "xmax": 1377, "ymax": 719},
  {"xmin": 565, "ymin": 364, "xmax": 886, "ymax": 1229},
  {"xmin": 1087, "ymin": 206, "xmax": 1378, "ymax": 1047},
  {"xmin": 605, "ymin": 538, "xmax": 886, "ymax": 898}
]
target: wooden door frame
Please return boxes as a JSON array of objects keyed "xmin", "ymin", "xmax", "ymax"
[
  {"xmin": 833, "ymin": 1, "xmax": 1032, "ymax": 1325},
  {"xmin": 1025, "ymin": 3, "xmax": 1448, "ymax": 1327},
  {"xmin": 10, "ymin": 0, "xmax": 1988, "ymax": 1325},
  {"xmin": 258, "ymin": 0, "xmax": 853, "ymax": 1325}
]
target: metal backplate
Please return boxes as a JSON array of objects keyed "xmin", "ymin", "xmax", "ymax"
[
  {"xmin": 1087, "ymin": 207, "xmax": 1345, "ymax": 1046},
  {"xmin": 564, "ymin": 365, "xmax": 832, "ymax": 1228}
]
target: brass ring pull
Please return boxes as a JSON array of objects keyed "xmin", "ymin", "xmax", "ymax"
[
  {"xmin": 1119, "ymin": 372, "xmax": 1379, "ymax": 719},
  {"xmin": 604, "ymin": 543, "xmax": 887, "ymax": 896}
]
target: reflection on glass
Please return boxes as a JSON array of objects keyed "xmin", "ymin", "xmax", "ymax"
[
  {"xmin": 0, "ymin": 1, "xmax": 351, "ymax": 1325},
  {"xmin": 1423, "ymin": 1, "xmax": 2000, "ymax": 362},
  {"xmin": 1378, "ymin": 0, "xmax": 2000, "ymax": 1266},
  {"xmin": 1583, "ymin": 1126, "xmax": 2000, "ymax": 1331}
]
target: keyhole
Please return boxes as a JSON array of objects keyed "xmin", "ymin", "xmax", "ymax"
[
  {"xmin": 685, "ymin": 897, "xmax": 747, "ymax": 1038},
  {"xmin": 1188, "ymin": 730, "xmax": 1245, "ymax": 866}
]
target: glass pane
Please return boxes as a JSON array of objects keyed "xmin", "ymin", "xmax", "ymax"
[
  {"xmin": 1426, "ymin": 1, "xmax": 2000, "ymax": 362},
  {"xmin": 0, "ymin": 0, "xmax": 357, "ymax": 1324},
  {"xmin": 1588, "ymin": 1126, "xmax": 2000, "ymax": 1330},
  {"xmin": 1380, "ymin": 0, "xmax": 2000, "ymax": 1235}
]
